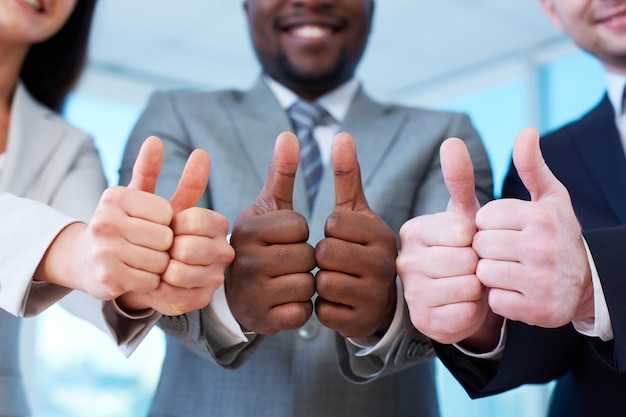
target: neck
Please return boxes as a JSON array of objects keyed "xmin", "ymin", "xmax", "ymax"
[
  {"xmin": 282, "ymin": 76, "xmax": 351, "ymax": 102},
  {"xmin": 603, "ymin": 61, "xmax": 626, "ymax": 77},
  {"xmin": 0, "ymin": 44, "xmax": 28, "ymax": 107},
  {"xmin": 0, "ymin": 103, "xmax": 9, "ymax": 154},
  {"xmin": 0, "ymin": 44, "xmax": 28, "ymax": 154}
]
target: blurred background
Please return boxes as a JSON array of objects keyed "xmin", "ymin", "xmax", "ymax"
[{"xmin": 21, "ymin": 1, "xmax": 605, "ymax": 416}]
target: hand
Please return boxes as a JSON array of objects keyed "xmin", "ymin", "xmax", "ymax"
[
  {"xmin": 118, "ymin": 138, "xmax": 235, "ymax": 316},
  {"xmin": 50, "ymin": 137, "xmax": 176, "ymax": 300},
  {"xmin": 226, "ymin": 132, "xmax": 316, "ymax": 335},
  {"xmin": 474, "ymin": 127, "xmax": 593, "ymax": 328},
  {"xmin": 397, "ymin": 137, "xmax": 497, "ymax": 348},
  {"xmin": 314, "ymin": 133, "xmax": 397, "ymax": 339}
]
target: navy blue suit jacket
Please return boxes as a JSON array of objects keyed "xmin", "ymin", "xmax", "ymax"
[{"xmin": 435, "ymin": 95, "xmax": 626, "ymax": 417}]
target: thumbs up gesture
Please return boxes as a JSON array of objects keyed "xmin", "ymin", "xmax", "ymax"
[
  {"xmin": 114, "ymin": 136, "xmax": 234, "ymax": 316},
  {"xmin": 68, "ymin": 136, "xmax": 177, "ymax": 301},
  {"xmin": 61, "ymin": 136, "xmax": 234, "ymax": 316},
  {"xmin": 474, "ymin": 127, "xmax": 593, "ymax": 328},
  {"xmin": 397, "ymin": 137, "xmax": 495, "ymax": 346},
  {"xmin": 315, "ymin": 133, "xmax": 397, "ymax": 339},
  {"xmin": 227, "ymin": 132, "xmax": 316, "ymax": 335}
]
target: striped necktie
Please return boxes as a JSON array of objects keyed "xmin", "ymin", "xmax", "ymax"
[{"xmin": 288, "ymin": 101, "xmax": 331, "ymax": 207}]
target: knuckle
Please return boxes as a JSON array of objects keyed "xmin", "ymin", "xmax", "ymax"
[
  {"xmin": 90, "ymin": 217, "xmax": 118, "ymax": 236},
  {"xmin": 218, "ymin": 244, "xmax": 236, "ymax": 265},
  {"xmin": 464, "ymin": 276, "xmax": 484, "ymax": 300},
  {"xmin": 214, "ymin": 213, "xmax": 230, "ymax": 234}
]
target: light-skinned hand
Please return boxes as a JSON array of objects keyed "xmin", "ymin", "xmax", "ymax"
[
  {"xmin": 397, "ymin": 137, "xmax": 498, "ymax": 348},
  {"xmin": 474, "ymin": 127, "xmax": 594, "ymax": 328},
  {"xmin": 38, "ymin": 136, "xmax": 234, "ymax": 316},
  {"xmin": 38, "ymin": 137, "xmax": 175, "ymax": 300},
  {"xmin": 116, "ymin": 136, "xmax": 234, "ymax": 316}
]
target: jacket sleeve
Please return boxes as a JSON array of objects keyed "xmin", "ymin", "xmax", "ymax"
[
  {"xmin": 0, "ymin": 192, "xmax": 76, "ymax": 316},
  {"xmin": 584, "ymin": 226, "xmax": 626, "ymax": 373}
]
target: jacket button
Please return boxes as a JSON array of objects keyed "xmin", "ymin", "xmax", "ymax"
[{"xmin": 298, "ymin": 320, "xmax": 319, "ymax": 340}]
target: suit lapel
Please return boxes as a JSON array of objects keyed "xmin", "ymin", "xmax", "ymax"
[
  {"xmin": 342, "ymin": 90, "xmax": 407, "ymax": 187},
  {"xmin": 1, "ymin": 84, "xmax": 66, "ymax": 196},
  {"xmin": 572, "ymin": 95, "xmax": 626, "ymax": 224},
  {"xmin": 223, "ymin": 78, "xmax": 312, "ymax": 216}
]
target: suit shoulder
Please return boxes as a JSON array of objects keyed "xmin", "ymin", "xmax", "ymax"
[
  {"xmin": 541, "ymin": 95, "xmax": 610, "ymax": 142},
  {"xmin": 382, "ymin": 103, "xmax": 472, "ymax": 127},
  {"xmin": 542, "ymin": 117, "xmax": 585, "ymax": 141},
  {"xmin": 147, "ymin": 87, "xmax": 246, "ymax": 107},
  {"xmin": 384, "ymin": 102, "xmax": 465, "ymax": 117},
  {"xmin": 36, "ymin": 104, "xmax": 94, "ymax": 149}
]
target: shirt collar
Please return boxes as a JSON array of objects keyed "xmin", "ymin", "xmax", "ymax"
[
  {"xmin": 263, "ymin": 74, "xmax": 359, "ymax": 123},
  {"xmin": 606, "ymin": 71, "xmax": 626, "ymax": 115}
]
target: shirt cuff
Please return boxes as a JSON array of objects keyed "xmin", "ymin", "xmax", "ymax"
[
  {"xmin": 103, "ymin": 299, "xmax": 161, "ymax": 357},
  {"xmin": 348, "ymin": 277, "xmax": 404, "ymax": 357},
  {"xmin": 202, "ymin": 284, "xmax": 251, "ymax": 350},
  {"xmin": 453, "ymin": 318, "xmax": 508, "ymax": 360},
  {"xmin": 572, "ymin": 237, "xmax": 614, "ymax": 341},
  {"xmin": 110, "ymin": 298, "xmax": 155, "ymax": 320}
]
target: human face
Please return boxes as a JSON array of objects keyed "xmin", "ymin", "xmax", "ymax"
[
  {"xmin": 0, "ymin": 0, "xmax": 77, "ymax": 48},
  {"xmin": 243, "ymin": 0, "xmax": 374, "ymax": 99},
  {"xmin": 541, "ymin": 0, "xmax": 626, "ymax": 73}
]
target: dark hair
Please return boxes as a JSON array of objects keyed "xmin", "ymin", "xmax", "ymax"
[{"xmin": 20, "ymin": 0, "xmax": 98, "ymax": 112}]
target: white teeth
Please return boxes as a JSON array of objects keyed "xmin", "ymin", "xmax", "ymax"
[
  {"xmin": 21, "ymin": 0, "xmax": 43, "ymax": 11},
  {"xmin": 292, "ymin": 25, "xmax": 331, "ymax": 39}
]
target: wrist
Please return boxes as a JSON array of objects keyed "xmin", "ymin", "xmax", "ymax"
[
  {"xmin": 111, "ymin": 297, "xmax": 155, "ymax": 319},
  {"xmin": 575, "ymin": 262, "xmax": 595, "ymax": 320},
  {"xmin": 374, "ymin": 299, "xmax": 396, "ymax": 337},
  {"xmin": 458, "ymin": 310, "xmax": 504, "ymax": 353},
  {"xmin": 34, "ymin": 222, "xmax": 87, "ymax": 291},
  {"xmin": 116, "ymin": 292, "xmax": 153, "ymax": 313}
]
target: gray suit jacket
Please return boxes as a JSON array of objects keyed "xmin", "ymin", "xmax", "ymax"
[{"xmin": 121, "ymin": 78, "xmax": 493, "ymax": 417}]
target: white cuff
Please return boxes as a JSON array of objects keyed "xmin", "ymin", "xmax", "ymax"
[
  {"xmin": 572, "ymin": 238, "xmax": 614, "ymax": 341},
  {"xmin": 453, "ymin": 318, "xmax": 508, "ymax": 360},
  {"xmin": 111, "ymin": 298, "xmax": 155, "ymax": 320},
  {"xmin": 203, "ymin": 284, "xmax": 250, "ymax": 350},
  {"xmin": 349, "ymin": 277, "xmax": 404, "ymax": 357}
]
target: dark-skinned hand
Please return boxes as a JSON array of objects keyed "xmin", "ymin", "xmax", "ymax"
[
  {"xmin": 227, "ymin": 132, "xmax": 316, "ymax": 335},
  {"xmin": 315, "ymin": 132, "xmax": 398, "ymax": 339}
]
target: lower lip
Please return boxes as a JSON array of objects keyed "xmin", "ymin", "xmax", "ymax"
[
  {"xmin": 600, "ymin": 13, "xmax": 626, "ymax": 30},
  {"xmin": 12, "ymin": 0, "xmax": 43, "ymax": 15}
]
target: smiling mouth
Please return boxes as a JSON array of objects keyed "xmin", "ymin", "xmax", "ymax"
[
  {"xmin": 290, "ymin": 24, "xmax": 334, "ymax": 39},
  {"xmin": 21, "ymin": 0, "xmax": 43, "ymax": 12},
  {"xmin": 596, "ymin": 6, "xmax": 626, "ymax": 25}
]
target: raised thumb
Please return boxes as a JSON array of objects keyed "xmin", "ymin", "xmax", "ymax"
[
  {"xmin": 440, "ymin": 137, "xmax": 480, "ymax": 218},
  {"xmin": 169, "ymin": 149, "xmax": 211, "ymax": 214},
  {"xmin": 254, "ymin": 131, "xmax": 300, "ymax": 211},
  {"xmin": 127, "ymin": 136, "xmax": 164, "ymax": 193},
  {"xmin": 331, "ymin": 132, "xmax": 369, "ymax": 212},
  {"xmin": 512, "ymin": 127, "xmax": 565, "ymax": 202}
]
